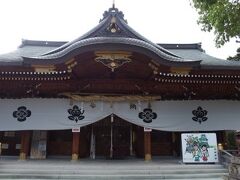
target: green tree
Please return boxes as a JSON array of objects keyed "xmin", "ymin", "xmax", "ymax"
[
  {"xmin": 191, "ymin": 0, "xmax": 240, "ymax": 47},
  {"xmin": 227, "ymin": 47, "xmax": 240, "ymax": 60}
]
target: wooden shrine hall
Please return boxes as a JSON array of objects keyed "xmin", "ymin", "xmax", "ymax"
[{"xmin": 0, "ymin": 6, "xmax": 240, "ymax": 161}]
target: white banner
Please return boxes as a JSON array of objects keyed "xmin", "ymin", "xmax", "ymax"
[{"xmin": 0, "ymin": 98, "xmax": 240, "ymax": 131}]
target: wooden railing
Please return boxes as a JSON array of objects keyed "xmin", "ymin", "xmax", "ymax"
[{"xmin": 219, "ymin": 149, "xmax": 236, "ymax": 168}]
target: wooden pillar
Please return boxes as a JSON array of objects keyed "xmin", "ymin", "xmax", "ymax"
[
  {"xmin": 144, "ymin": 131, "xmax": 152, "ymax": 161},
  {"xmin": 223, "ymin": 131, "xmax": 228, "ymax": 149},
  {"xmin": 172, "ymin": 132, "xmax": 177, "ymax": 156},
  {"xmin": 30, "ymin": 131, "xmax": 47, "ymax": 159},
  {"xmin": 72, "ymin": 132, "xmax": 80, "ymax": 160},
  {"xmin": 19, "ymin": 131, "xmax": 31, "ymax": 160}
]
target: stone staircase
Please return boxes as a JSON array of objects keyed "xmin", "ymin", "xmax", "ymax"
[{"xmin": 0, "ymin": 159, "xmax": 228, "ymax": 179}]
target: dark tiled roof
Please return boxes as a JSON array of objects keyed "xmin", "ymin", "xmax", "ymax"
[
  {"xmin": 23, "ymin": 37, "xmax": 200, "ymax": 66},
  {"xmin": 158, "ymin": 43, "xmax": 204, "ymax": 51},
  {"xmin": 171, "ymin": 49, "xmax": 240, "ymax": 69},
  {"xmin": 0, "ymin": 40, "xmax": 240, "ymax": 69},
  {"xmin": 19, "ymin": 39, "xmax": 67, "ymax": 48},
  {"xmin": 0, "ymin": 44, "xmax": 58, "ymax": 65}
]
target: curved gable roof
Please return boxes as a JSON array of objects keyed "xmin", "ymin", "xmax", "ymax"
[{"xmin": 21, "ymin": 6, "xmax": 200, "ymax": 67}]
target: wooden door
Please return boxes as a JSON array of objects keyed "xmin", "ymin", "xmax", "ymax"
[
  {"xmin": 79, "ymin": 126, "xmax": 91, "ymax": 158},
  {"xmin": 134, "ymin": 126, "xmax": 144, "ymax": 157},
  {"xmin": 112, "ymin": 118, "xmax": 130, "ymax": 159},
  {"xmin": 94, "ymin": 122, "xmax": 111, "ymax": 157},
  {"xmin": 151, "ymin": 130, "xmax": 173, "ymax": 156},
  {"xmin": 47, "ymin": 130, "xmax": 72, "ymax": 156},
  {"xmin": 93, "ymin": 116, "xmax": 131, "ymax": 159}
]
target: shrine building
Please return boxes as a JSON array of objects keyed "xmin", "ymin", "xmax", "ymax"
[{"xmin": 0, "ymin": 6, "xmax": 240, "ymax": 161}]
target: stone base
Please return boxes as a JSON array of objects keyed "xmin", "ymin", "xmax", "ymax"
[
  {"xmin": 71, "ymin": 153, "xmax": 79, "ymax": 161},
  {"xmin": 19, "ymin": 152, "xmax": 26, "ymax": 160},
  {"xmin": 145, "ymin": 154, "xmax": 152, "ymax": 161}
]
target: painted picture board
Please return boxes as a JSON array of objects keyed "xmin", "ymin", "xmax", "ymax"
[{"xmin": 181, "ymin": 133, "xmax": 218, "ymax": 163}]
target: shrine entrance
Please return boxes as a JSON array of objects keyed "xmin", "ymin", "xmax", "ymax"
[{"xmin": 93, "ymin": 115, "xmax": 132, "ymax": 159}]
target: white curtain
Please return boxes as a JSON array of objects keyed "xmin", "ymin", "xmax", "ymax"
[{"xmin": 0, "ymin": 98, "xmax": 240, "ymax": 131}]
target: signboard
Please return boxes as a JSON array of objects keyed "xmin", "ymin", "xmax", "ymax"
[
  {"xmin": 144, "ymin": 127, "xmax": 152, "ymax": 132},
  {"xmin": 181, "ymin": 133, "xmax": 218, "ymax": 163},
  {"xmin": 72, "ymin": 127, "xmax": 80, "ymax": 132}
]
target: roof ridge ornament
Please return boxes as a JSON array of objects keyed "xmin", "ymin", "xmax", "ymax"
[
  {"xmin": 100, "ymin": 3, "xmax": 125, "ymax": 23},
  {"xmin": 112, "ymin": 0, "xmax": 115, "ymax": 9}
]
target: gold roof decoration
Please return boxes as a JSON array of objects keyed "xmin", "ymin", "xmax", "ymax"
[{"xmin": 95, "ymin": 51, "xmax": 132, "ymax": 72}]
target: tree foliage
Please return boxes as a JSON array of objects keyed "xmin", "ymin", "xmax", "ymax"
[
  {"xmin": 227, "ymin": 47, "xmax": 240, "ymax": 60},
  {"xmin": 191, "ymin": 0, "xmax": 240, "ymax": 47}
]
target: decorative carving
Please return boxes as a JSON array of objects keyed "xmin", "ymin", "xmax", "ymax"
[
  {"xmin": 13, "ymin": 106, "xmax": 31, "ymax": 122},
  {"xmin": 95, "ymin": 51, "xmax": 132, "ymax": 72},
  {"xmin": 68, "ymin": 105, "xmax": 85, "ymax": 123},
  {"xmin": 192, "ymin": 106, "xmax": 208, "ymax": 124},
  {"xmin": 139, "ymin": 108, "xmax": 157, "ymax": 123}
]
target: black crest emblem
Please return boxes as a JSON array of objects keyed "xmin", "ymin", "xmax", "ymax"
[
  {"xmin": 192, "ymin": 106, "xmax": 208, "ymax": 124},
  {"xmin": 68, "ymin": 105, "xmax": 85, "ymax": 123},
  {"xmin": 13, "ymin": 106, "xmax": 31, "ymax": 122},
  {"xmin": 139, "ymin": 108, "xmax": 157, "ymax": 123}
]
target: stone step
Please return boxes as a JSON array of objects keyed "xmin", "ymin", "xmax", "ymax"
[
  {"xmin": 0, "ymin": 159, "xmax": 228, "ymax": 179},
  {"xmin": 0, "ymin": 168, "xmax": 228, "ymax": 174},
  {"xmin": 0, "ymin": 173, "xmax": 228, "ymax": 179},
  {"xmin": 0, "ymin": 162, "xmax": 225, "ymax": 169},
  {"xmin": 2, "ymin": 179, "xmax": 225, "ymax": 180}
]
